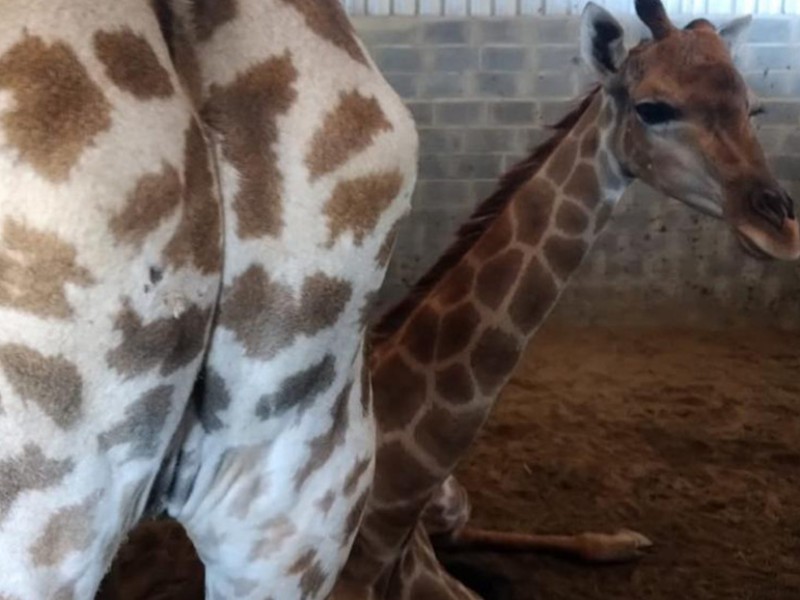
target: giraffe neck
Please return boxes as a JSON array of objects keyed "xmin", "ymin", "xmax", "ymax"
[{"xmin": 358, "ymin": 91, "xmax": 630, "ymax": 573}]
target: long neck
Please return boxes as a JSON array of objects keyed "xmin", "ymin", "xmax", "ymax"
[{"xmin": 349, "ymin": 91, "xmax": 630, "ymax": 580}]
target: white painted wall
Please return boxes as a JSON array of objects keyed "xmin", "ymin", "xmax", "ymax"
[{"xmin": 343, "ymin": 0, "xmax": 799, "ymax": 16}]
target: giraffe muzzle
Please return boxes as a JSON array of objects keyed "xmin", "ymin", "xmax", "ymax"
[{"xmin": 749, "ymin": 188, "xmax": 796, "ymax": 232}]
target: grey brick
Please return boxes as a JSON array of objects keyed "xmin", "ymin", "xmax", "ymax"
[
  {"xmin": 450, "ymin": 154, "xmax": 504, "ymax": 179},
  {"xmin": 755, "ymin": 126, "xmax": 786, "ymax": 154},
  {"xmin": 782, "ymin": 131, "xmax": 800, "ymax": 154},
  {"xmin": 470, "ymin": 179, "xmax": 499, "ymax": 203},
  {"xmin": 373, "ymin": 47, "xmax": 424, "ymax": 72},
  {"xmin": 489, "ymin": 101, "xmax": 536, "ymax": 125},
  {"xmin": 475, "ymin": 72, "xmax": 519, "ymax": 97},
  {"xmin": 534, "ymin": 18, "xmax": 579, "ymax": 45},
  {"xmin": 384, "ymin": 73, "xmax": 418, "ymax": 98},
  {"xmin": 432, "ymin": 46, "xmax": 479, "ymax": 71},
  {"xmin": 502, "ymin": 153, "xmax": 529, "ymax": 171},
  {"xmin": 475, "ymin": 20, "xmax": 527, "ymax": 44},
  {"xmin": 748, "ymin": 18, "xmax": 792, "ymax": 44},
  {"xmin": 538, "ymin": 101, "xmax": 570, "ymax": 125},
  {"xmin": 420, "ymin": 72, "xmax": 467, "ymax": 97},
  {"xmin": 419, "ymin": 155, "xmax": 450, "ymax": 179},
  {"xmin": 532, "ymin": 71, "xmax": 575, "ymax": 98},
  {"xmin": 352, "ymin": 19, "xmax": 419, "ymax": 46},
  {"xmin": 744, "ymin": 70, "xmax": 794, "ymax": 97},
  {"xmin": 757, "ymin": 102, "xmax": 800, "ymax": 125},
  {"xmin": 423, "ymin": 21, "xmax": 470, "ymax": 45},
  {"xmin": 536, "ymin": 45, "xmax": 580, "ymax": 71},
  {"xmin": 464, "ymin": 128, "xmax": 517, "ymax": 153},
  {"xmin": 746, "ymin": 46, "xmax": 800, "ymax": 71},
  {"xmin": 770, "ymin": 155, "xmax": 800, "ymax": 181},
  {"xmin": 480, "ymin": 46, "xmax": 528, "ymax": 71},
  {"xmin": 413, "ymin": 180, "xmax": 473, "ymax": 208},
  {"xmin": 418, "ymin": 128, "xmax": 464, "ymax": 153},
  {"xmin": 517, "ymin": 128, "xmax": 548, "ymax": 152},
  {"xmin": 434, "ymin": 101, "xmax": 485, "ymax": 125},
  {"xmin": 406, "ymin": 102, "xmax": 434, "ymax": 126}
]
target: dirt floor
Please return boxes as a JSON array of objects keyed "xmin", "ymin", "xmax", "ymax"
[{"xmin": 100, "ymin": 325, "xmax": 800, "ymax": 600}]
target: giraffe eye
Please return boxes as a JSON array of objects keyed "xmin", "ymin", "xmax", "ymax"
[
  {"xmin": 635, "ymin": 101, "xmax": 681, "ymax": 125},
  {"xmin": 749, "ymin": 106, "xmax": 766, "ymax": 117}
]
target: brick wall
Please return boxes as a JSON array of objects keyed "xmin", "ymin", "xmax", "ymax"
[{"xmin": 354, "ymin": 15, "xmax": 800, "ymax": 329}]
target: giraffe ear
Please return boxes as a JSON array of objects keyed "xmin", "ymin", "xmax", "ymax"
[
  {"xmin": 580, "ymin": 2, "xmax": 627, "ymax": 81},
  {"xmin": 718, "ymin": 14, "xmax": 752, "ymax": 52}
]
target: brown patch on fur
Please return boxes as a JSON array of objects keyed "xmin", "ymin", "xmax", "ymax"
[
  {"xmin": 371, "ymin": 88, "xmax": 600, "ymax": 344},
  {"xmin": 581, "ymin": 129, "xmax": 600, "ymax": 158},
  {"xmin": 556, "ymin": 200, "xmax": 590, "ymax": 235},
  {"xmin": 193, "ymin": 368, "xmax": 231, "ymax": 432},
  {"xmin": 564, "ymin": 164, "xmax": 602, "ymax": 210},
  {"xmin": 372, "ymin": 441, "xmax": 439, "ymax": 503},
  {"xmin": 256, "ymin": 355, "xmax": 336, "ymax": 419},
  {"xmin": 508, "ymin": 258, "xmax": 559, "ymax": 333},
  {"xmin": 546, "ymin": 137, "xmax": 578, "ymax": 182},
  {"xmin": 106, "ymin": 300, "xmax": 210, "ymax": 377},
  {"xmin": 343, "ymin": 457, "xmax": 372, "ymax": 497},
  {"xmin": 0, "ymin": 445, "xmax": 74, "ymax": 522},
  {"xmin": 473, "ymin": 211, "xmax": 514, "ymax": 261},
  {"xmin": 192, "ymin": 0, "xmax": 238, "ymax": 41},
  {"xmin": 280, "ymin": 0, "xmax": 367, "ymax": 65},
  {"xmin": 288, "ymin": 548, "xmax": 328, "ymax": 600},
  {"xmin": 435, "ymin": 364, "xmax": 474, "ymax": 405},
  {"xmin": 325, "ymin": 171, "xmax": 404, "ymax": 247},
  {"xmin": 220, "ymin": 266, "xmax": 352, "ymax": 359},
  {"xmin": 0, "ymin": 36, "xmax": 111, "ymax": 181},
  {"xmin": 436, "ymin": 303, "xmax": 480, "ymax": 361},
  {"xmin": 470, "ymin": 327, "xmax": 520, "ymax": 395},
  {"xmin": 204, "ymin": 52, "xmax": 298, "ymax": 239},
  {"xmin": 317, "ymin": 490, "xmax": 336, "ymax": 515},
  {"xmin": 98, "ymin": 385, "xmax": 174, "ymax": 459},
  {"xmin": 307, "ymin": 90, "xmax": 392, "ymax": 180},
  {"xmin": 515, "ymin": 179, "xmax": 557, "ymax": 246},
  {"xmin": 110, "ymin": 163, "xmax": 182, "ymax": 247},
  {"xmin": 94, "ymin": 29, "xmax": 174, "ymax": 99},
  {"xmin": 341, "ymin": 489, "xmax": 369, "ymax": 547},
  {"xmin": 376, "ymin": 222, "xmax": 400, "ymax": 268},
  {"xmin": 372, "ymin": 352, "xmax": 425, "ymax": 430},
  {"xmin": 248, "ymin": 516, "xmax": 297, "ymax": 560},
  {"xmin": 0, "ymin": 345, "xmax": 83, "ymax": 429},
  {"xmin": 401, "ymin": 305, "xmax": 440, "ymax": 364},
  {"xmin": 476, "ymin": 248, "xmax": 524, "ymax": 310},
  {"xmin": 436, "ymin": 263, "xmax": 475, "ymax": 307},
  {"xmin": 414, "ymin": 404, "xmax": 486, "ymax": 470},
  {"xmin": 294, "ymin": 381, "xmax": 352, "ymax": 490},
  {"xmin": 544, "ymin": 235, "xmax": 588, "ymax": 281},
  {"xmin": 163, "ymin": 121, "xmax": 222, "ymax": 274},
  {"xmin": 30, "ymin": 493, "xmax": 98, "ymax": 567},
  {"xmin": 0, "ymin": 219, "xmax": 93, "ymax": 318}
]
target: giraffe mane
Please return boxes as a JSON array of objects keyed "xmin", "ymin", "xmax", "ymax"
[{"xmin": 371, "ymin": 85, "xmax": 602, "ymax": 343}]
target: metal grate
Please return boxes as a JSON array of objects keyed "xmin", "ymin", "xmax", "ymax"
[{"xmin": 343, "ymin": 0, "xmax": 798, "ymax": 16}]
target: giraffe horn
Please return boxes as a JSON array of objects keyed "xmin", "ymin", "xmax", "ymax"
[{"xmin": 635, "ymin": 0, "xmax": 676, "ymax": 39}]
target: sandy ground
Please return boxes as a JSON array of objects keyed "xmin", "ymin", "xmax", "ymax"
[{"xmin": 99, "ymin": 326, "xmax": 800, "ymax": 600}]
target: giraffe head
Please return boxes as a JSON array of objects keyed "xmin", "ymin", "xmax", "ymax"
[{"xmin": 581, "ymin": 0, "xmax": 800, "ymax": 260}]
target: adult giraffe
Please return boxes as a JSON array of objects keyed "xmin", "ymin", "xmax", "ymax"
[
  {"xmin": 332, "ymin": 1, "xmax": 800, "ymax": 598},
  {"xmin": 0, "ymin": 1, "xmax": 416, "ymax": 599}
]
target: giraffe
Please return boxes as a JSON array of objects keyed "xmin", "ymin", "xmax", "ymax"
[
  {"xmin": 331, "ymin": 1, "xmax": 800, "ymax": 598},
  {"xmin": 0, "ymin": 1, "xmax": 416, "ymax": 599}
]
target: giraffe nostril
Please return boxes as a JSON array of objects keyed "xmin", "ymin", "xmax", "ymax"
[{"xmin": 750, "ymin": 189, "xmax": 791, "ymax": 231}]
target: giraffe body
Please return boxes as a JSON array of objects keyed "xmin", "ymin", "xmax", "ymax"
[
  {"xmin": 0, "ymin": 1, "xmax": 417, "ymax": 598},
  {"xmin": 334, "ymin": 2, "xmax": 800, "ymax": 598}
]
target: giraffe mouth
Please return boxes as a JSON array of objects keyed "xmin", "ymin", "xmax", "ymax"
[{"xmin": 736, "ymin": 232, "xmax": 773, "ymax": 261}]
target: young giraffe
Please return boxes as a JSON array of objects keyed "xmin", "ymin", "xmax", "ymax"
[
  {"xmin": 333, "ymin": 1, "xmax": 800, "ymax": 598},
  {"xmin": 0, "ymin": 1, "xmax": 416, "ymax": 599}
]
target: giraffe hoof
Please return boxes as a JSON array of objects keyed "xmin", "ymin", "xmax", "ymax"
[{"xmin": 578, "ymin": 529, "xmax": 654, "ymax": 562}]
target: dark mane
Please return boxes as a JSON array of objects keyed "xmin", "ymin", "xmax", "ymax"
[{"xmin": 371, "ymin": 85, "xmax": 602, "ymax": 343}]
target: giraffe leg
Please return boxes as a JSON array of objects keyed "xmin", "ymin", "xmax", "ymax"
[
  {"xmin": 438, "ymin": 528, "xmax": 654, "ymax": 563},
  {"xmin": 0, "ymin": 1, "xmax": 220, "ymax": 598},
  {"xmin": 424, "ymin": 478, "xmax": 652, "ymax": 562}
]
